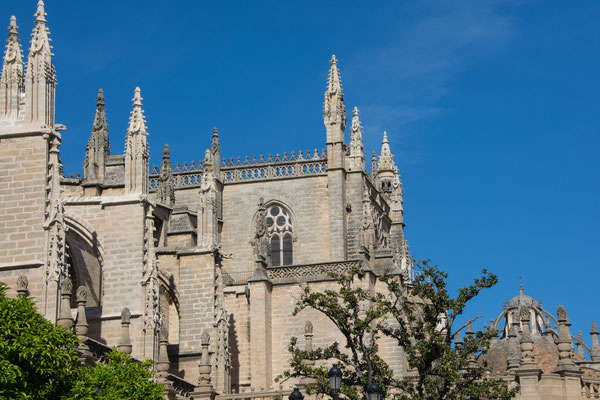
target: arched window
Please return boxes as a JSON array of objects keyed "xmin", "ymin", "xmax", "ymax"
[{"xmin": 266, "ymin": 204, "xmax": 293, "ymax": 266}]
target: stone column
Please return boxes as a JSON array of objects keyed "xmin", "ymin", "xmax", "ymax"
[
  {"xmin": 75, "ymin": 286, "xmax": 93, "ymax": 365},
  {"xmin": 299, "ymin": 321, "xmax": 316, "ymax": 387},
  {"xmin": 248, "ymin": 270, "xmax": 272, "ymax": 390},
  {"xmin": 117, "ymin": 307, "xmax": 133, "ymax": 354},
  {"xmin": 157, "ymin": 326, "xmax": 177, "ymax": 400},
  {"xmin": 507, "ymin": 311, "xmax": 521, "ymax": 374},
  {"xmin": 57, "ymin": 277, "xmax": 73, "ymax": 329},
  {"xmin": 191, "ymin": 331, "xmax": 215, "ymax": 400},
  {"xmin": 516, "ymin": 307, "xmax": 542, "ymax": 396},
  {"xmin": 553, "ymin": 305, "xmax": 583, "ymax": 396}
]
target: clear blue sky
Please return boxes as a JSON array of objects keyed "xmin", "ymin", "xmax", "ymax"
[{"xmin": 6, "ymin": 1, "xmax": 599, "ymax": 342}]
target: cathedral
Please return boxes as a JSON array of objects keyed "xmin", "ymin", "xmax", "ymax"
[{"xmin": 1, "ymin": 2, "xmax": 600, "ymax": 399}]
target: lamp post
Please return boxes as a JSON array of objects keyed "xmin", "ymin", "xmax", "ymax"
[
  {"xmin": 328, "ymin": 364, "xmax": 342, "ymax": 400},
  {"xmin": 289, "ymin": 388, "xmax": 304, "ymax": 400},
  {"xmin": 366, "ymin": 382, "xmax": 382, "ymax": 400}
]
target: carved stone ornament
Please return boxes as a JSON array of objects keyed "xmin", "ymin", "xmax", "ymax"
[
  {"xmin": 121, "ymin": 307, "xmax": 131, "ymax": 323},
  {"xmin": 304, "ymin": 321, "xmax": 313, "ymax": 335},
  {"xmin": 76, "ymin": 285, "xmax": 88, "ymax": 302},
  {"xmin": 60, "ymin": 277, "xmax": 73, "ymax": 294},
  {"xmin": 201, "ymin": 331, "xmax": 211, "ymax": 345},
  {"xmin": 557, "ymin": 305, "xmax": 568, "ymax": 322},
  {"xmin": 16, "ymin": 275, "xmax": 29, "ymax": 290},
  {"xmin": 160, "ymin": 325, "xmax": 169, "ymax": 341}
]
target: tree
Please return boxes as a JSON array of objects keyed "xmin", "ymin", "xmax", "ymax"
[
  {"xmin": 279, "ymin": 261, "xmax": 518, "ymax": 400},
  {"xmin": 277, "ymin": 266, "xmax": 394, "ymax": 400},
  {"xmin": 380, "ymin": 260, "xmax": 518, "ymax": 400},
  {"xmin": 0, "ymin": 282, "xmax": 165, "ymax": 400},
  {"xmin": 0, "ymin": 282, "xmax": 80, "ymax": 400},
  {"xmin": 64, "ymin": 350, "xmax": 165, "ymax": 400}
]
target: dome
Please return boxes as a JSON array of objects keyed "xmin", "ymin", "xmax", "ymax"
[
  {"xmin": 506, "ymin": 285, "xmax": 539, "ymax": 309},
  {"xmin": 480, "ymin": 336, "xmax": 559, "ymax": 376}
]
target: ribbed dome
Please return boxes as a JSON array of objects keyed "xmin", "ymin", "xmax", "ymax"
[
  {"xmin": 480, "ymin": 336, "xmax": 559, "ymax": 375},
  {"xmin": 506, "ymin": 285, "xmax": 539, "ymax": 309}
]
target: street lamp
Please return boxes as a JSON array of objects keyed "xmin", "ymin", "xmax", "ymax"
[
  {"xmin": 289, "ymin": 388, "xmax": 304, "ymax": 400},
  {"xmin": 366, "ymin": 382, "xmax": 382, "ymax": 400},
  {"xmin": 328, "ymin": 363, "xmax": 342, "ymax": 398}
]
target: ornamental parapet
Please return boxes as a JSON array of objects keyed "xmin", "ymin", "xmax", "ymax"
[{"xmin": 150, "ymin": 149, "xmax": 327, "ymax": 190}]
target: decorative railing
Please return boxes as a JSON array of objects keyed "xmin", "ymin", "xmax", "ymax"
[
  {"xmin": 150, "ymin": 149, "xmax": 327, "ymax": 190},
  {"xmin": 166, "ymin": 374, "xmax": 196, "ymax": 398},
  {"xmin": 86, "ymin": 338, "xmax": 113, "ymax": 363},
  {"xmin": 582, "ymin": 377, "xmax": 600, "ymax": 397},
  {"xmin": 267, "ymin": 260, "xmax": 361, "ymax": 283}
]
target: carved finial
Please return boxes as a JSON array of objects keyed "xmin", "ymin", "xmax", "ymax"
[
  {"xmin": 349, "ymin": 106, "xmax": 365, "ymax": 170},
  {"xmin": 35, "ymin": 0, "xmax": 47, "ymax": 24},
  {"xmin": 519, "ymin": 275, "xmax": 523, "ymax": 295},
  {"xmin": 455, "ymin": 332, "xmax": 463, "ymax": 348},
  {"xmin": 127, "ymin": 87, "xmax": 147, "ymax": 136},
  {"xmin": 76, "ymin": 285, "xmax": 88, "ymax": 302},
  {"xmin": 593, "ymin": 321, "xmax": 599, "ymax": 334},
  {"xmin": 466, "ymin": 322, "xmax": 474, "ymax": 336},
  {"xmin": 212, "ymin": 126, "xmax": 220, "ymax": 153},
  {"xmin": 160, "ymin": 326, "xmax": 169, "ymax": 341},
  {"xmin": 121, "ymin": 307, "xmax": 131, "ymax": 323},
  {"xmin": 201, "ymin": 331, "xmax": 210, "ymax": 345},
  {"xmin": 557, "ymin": 305, "xmax": 568, "ymax": 322},
  {"xmin": 60, "ymin": 277, "xmax": 72, "ymax": 294},
  {"xmin": 304, "ymin": 321, "xmax": 313, "ymax": 335}
]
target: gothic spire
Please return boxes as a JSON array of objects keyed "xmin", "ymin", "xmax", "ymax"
[
  {"xmin": 0, "ymin": 15, "xmax": 24, "ymax": 122},
  {"xmin": 323, "ymin": 54, "xmax": 346, "ymax": 130},
  {"xmin": 83, "ymin": 89, "xmax": 110, "ymax": 183},
  {"xmin": 349, "ymin": 106, "xmax": 365, "ymax": 171},
  {"xmin": 378, "ymin": 131, "xmax": 395, "ymax": 173},
  {"xmin": 125, "ymin": 87, "xmax": 149, "ymax": 194},
  {"xmin": 127, "ymin": 87, "xmax": 147, "ymax": 136},
  {"xmin": 25, "ymin": 0, "xmax": 55, "ymax": 126}
]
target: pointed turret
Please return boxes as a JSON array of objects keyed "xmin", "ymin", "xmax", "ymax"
[
  {"xmin": 323, "ymin": 55, "xmax": 348, "ymax": 260},
  {"xmin": 211, "ymin": 127, "xmax": 220, "ymax": 176},
  {"xmin": 0, "ymin": 16, "xmax": 24, "ymax": 123},
  {"xmin": 377, "ymin": 131, "xmax": 396, "ymax": 192},
  {"xmin": 25, "ymin": 0, "xmax": 55, "ymax": 126},
  {"xmin": 323, "ymin": 55, "xmax": 346, "ymax": 130},
  {"xmin": 83, "ymin": 89, "xmax": 109, "ymax": 183},
  {"xmin": 348, "ymin": 106, "xmax": 365, "ymax": 171},
  {"xmin": 323, "ymin": 55, "xmax": 346, "ymax": 169},
  {"xmin": 157, "ymin": 144, "xmax": 175, "ymax": 206},
  {"xmin": 124, "ymin": 87, "xmax": 149, "ymax": 195},
  {"xmin": 591, "ymin": 321, "xmax": 600, "ymax": 361}
]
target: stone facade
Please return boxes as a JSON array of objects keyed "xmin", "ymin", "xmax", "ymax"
[{"xmin": 1, "ymin": 3, "xmax": 598, "ymax": 400}]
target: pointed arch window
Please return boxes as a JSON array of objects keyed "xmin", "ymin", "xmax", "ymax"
[{"xmin": 266, "ymin": 204, "xmax": 293, "ymax": 266}]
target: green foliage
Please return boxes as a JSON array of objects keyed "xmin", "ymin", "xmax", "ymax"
[
  {"xmin": 279, "ymin": 261, "xmax": 518, "ymax": 400},
  {"xmin": 277, "ymin": 266, "xmax": 394, "ymax": 400},
  {"xmin": 64, "ymin": 350, "xmax": 165, "ymax": 400},
  {"xmin": 380, "ymin": 260, "xmax": 517, "ymax": 400},
  {"xmin": 0, "ymin": 282, "xmax": 80, "ymax": 400},
  {"xmin": 0, "ymin": 282, "xmax": 165, "ymax": 400}
]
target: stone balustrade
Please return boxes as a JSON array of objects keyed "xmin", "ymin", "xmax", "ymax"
[{"xmin": 150, "ymin": 149, "xmax": 327, "ymax": 190}]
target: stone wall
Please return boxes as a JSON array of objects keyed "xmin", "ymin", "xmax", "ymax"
[{"xmin": 220, "ymin": 176, "xmax": 330, "ymax": 275}]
